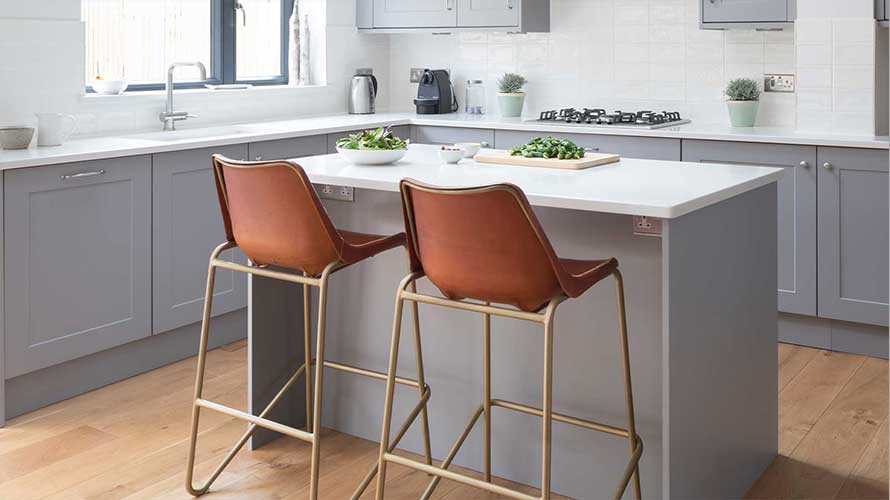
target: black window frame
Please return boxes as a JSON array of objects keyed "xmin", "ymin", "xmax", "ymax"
[{"xmin": 85, "ymin": 0, "xmax": 294, "ymax": 93}]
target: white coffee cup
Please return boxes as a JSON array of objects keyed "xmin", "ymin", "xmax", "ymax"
[{"xmin": 36, "ymin": 113, "xmax": 77, "ymax": 147}]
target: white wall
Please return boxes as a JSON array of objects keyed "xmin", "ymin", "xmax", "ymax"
[
  {"xmin": 388, "ymin": 0, "xmax": 883, "ymax": 133},
  {"xmin": 0, "ymin": 0, "xmax": 391, "ymax": 137}
]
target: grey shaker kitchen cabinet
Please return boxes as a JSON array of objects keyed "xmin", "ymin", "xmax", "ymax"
[
  {"xmin": 682, "ymin": 140, "xmax": 818, "ymax": 316},
  {"xmin": 817, "ymin": 147, "xmax": 889, "ymax": 327},
  {"xmin": 495, "ymin": 130, "xmax": 681, "ymax": 160},
  {"xmin": 248, "ymin": 135, "xmax": 328, "ymax": 161},
  {"xmin": 327, "ymin": 126, "xmax": 410, "ymax": 153},
  {"xmin": 411, "ymin": 126, "xmax": 494, "ymax": 148},
  {"xmin": 701, "ymin": 0, "xmax": 795, "ymax": 28},
  {"xmin": 152, "ymin": 144, "xmax": 249, "ymax": 335},
  {"xmin": 357, "ymin": 0, "xmax": 549, "ymax": 32},
  {"xmin": 368, "ymin": 0, "xmax": 457, "ymax": 28},
  {"xmin": 457, "ymin": 0, "xmax": 518, "ymax": 27},
  {"xmin": 4, "ymin": 156, "xmax": 152, "ymax": 377}
]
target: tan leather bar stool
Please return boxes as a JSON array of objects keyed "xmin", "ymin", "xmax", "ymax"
[
  {"xmin": 374, "ymin": 180, "xmax": 643, "ymax": 500},
  {"xmin": 185, "ymin": 156, "xmax": 434, "ymax": 500}
]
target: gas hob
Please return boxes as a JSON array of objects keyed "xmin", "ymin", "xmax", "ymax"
[{"xmin": 530, "ymin": 108, "xmax": 690, "ymax": 129}]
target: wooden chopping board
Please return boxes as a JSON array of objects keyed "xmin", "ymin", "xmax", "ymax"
[{"xmin": 474, "ymin": 149, "xmax": 621, "ymax": 170}]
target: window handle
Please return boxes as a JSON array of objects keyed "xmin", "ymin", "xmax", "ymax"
[{"xmin": 235, "ymin": 1, "xmax": 247, "ymax": 27}]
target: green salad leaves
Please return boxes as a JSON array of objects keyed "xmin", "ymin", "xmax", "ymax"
[{"xmin": 335, "ymin": 127, "xmax": 408, "ymax": 151}]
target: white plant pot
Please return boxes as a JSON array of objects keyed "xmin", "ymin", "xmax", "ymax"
[{"xmin": 726, "ymin": 100, "xmax": 759, "ymax": 127}]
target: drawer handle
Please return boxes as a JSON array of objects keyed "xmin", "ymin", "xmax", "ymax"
[
  {"xmin": 799, "ymin": 161, "xmax": 809, "ymax": 169},
  {"xmin": 506, "ymin": 0, "xmax": 514, "ymax": 8},
  {"xmin": 445, "ymin": 0, "xmax": 453, "ymax": 10},
  {"xmin": 61, "ymin": 169, "xmax": 106, "ymax": 181},
  {"xmin": 585, "ymin": 147, "xmax": 600, "ymax": 152},
  {"xmin": 255, "ymin": 155, "xmax": 263, "ymax": 161},
  {"xmin": 823, "ymin": 162, "xmax": 833, "ymax": 170},
  {"xmin": 481, "ymin": 141, "xmax": 490, "ymax": 148}
]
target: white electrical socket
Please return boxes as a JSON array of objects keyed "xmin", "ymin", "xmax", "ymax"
[
  {"xmin": 764, "ymin": 74, "xmax": 795, "ymax": 93},
  {"xmin": 317, "ymin": 184, "xmax": 354, "ymax": 202},
  {"xmin": 633, "ymin": 216, "xmax": 663, "ymax": 237}
]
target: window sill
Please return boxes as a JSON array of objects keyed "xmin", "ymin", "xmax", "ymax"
[{"xmin": 81, "ymin": 83, "xmax": 328, "ymax": 101}]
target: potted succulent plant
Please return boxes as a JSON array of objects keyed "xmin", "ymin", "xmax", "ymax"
[
  {"xmin": 497, "ymin": 73, "xmax": 528, "ymax": 118},
  {"xmin": 724, "ymin": 78, "xmax": 761, "ymax": 127}
]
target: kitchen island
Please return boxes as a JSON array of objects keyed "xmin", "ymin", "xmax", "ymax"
[{"xmin": 246, "ymin": 144, "xmax": 783, "ymax": 499}]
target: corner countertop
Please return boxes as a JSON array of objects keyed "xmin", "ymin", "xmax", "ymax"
[
  {"xmin": 298, "ymin": 144, "xmax": 784, "ymax": 219},
  {"xmin": 0, "ymin": 112, "xmax": 885, "ymax": 170}
]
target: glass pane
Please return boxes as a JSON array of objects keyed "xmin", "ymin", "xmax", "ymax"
[
  {"xmin": 235, "ymin": 0, "xmax": 282, "ymax": 80},
  {"xmin": 83, "ymin": 0, "xmax": 212, "ymax": 85}
]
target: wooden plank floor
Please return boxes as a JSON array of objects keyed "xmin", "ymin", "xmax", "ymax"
[{"xmin": 0, "ymin": 341, "xmax": 885, "ymax": 499}]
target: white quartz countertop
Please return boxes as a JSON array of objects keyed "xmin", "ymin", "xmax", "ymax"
[
  {"xmin": 0, "ymin": 112, "xmax": 885, "ymax": 171},
  {"xmin": 297, "ymin": 144, "xmax": 783, "ymax": 219}
]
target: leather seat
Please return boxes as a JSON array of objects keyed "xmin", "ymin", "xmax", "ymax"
[
  {"xmin": 212, "ymin": 157, "xmax": 405, "ymax": 276},
  {"xmin": 400, "ymin": 179, "xmax": 620, "ymax": 312}
]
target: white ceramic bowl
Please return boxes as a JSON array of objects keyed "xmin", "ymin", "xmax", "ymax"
[
  {"xmin": 438, "ymin": 148, "xmax": 464, "ymax": 164},
  {"xmin": 91, "ymin": 80, "xmax": 128, "ymax": 95},
  {"xmin": 454, "ymin": 142, "xmax": 481, "ymax": 158},
  {"xmin": 337, "ymin": 147, "xmax": 406, "ymax": 165},
  {"xmin": 0, "ymin": 126, "xmax": 35, "ymax": 150}
]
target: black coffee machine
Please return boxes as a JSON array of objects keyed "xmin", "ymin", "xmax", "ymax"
[{"xmin": 414, "ymin": 69, "xmax": 457, "ymax": 115}]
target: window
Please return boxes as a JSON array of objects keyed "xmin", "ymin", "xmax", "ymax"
[{"xmin": 83, "ymin": 0, "xmax": 295, "ymax": 91}]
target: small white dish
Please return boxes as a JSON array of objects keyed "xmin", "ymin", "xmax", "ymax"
[
  {"xmin": 454, "ymin": 142, "xmax": 481, "ymax": 158},
  {"xmin": 337, "ymin": 147, "xmax": 406, "ymax": 165},
  {"xmin": 438, "ymin": 148, "xmax": 464, "ymax": 164},
  {"xmin": 91, "ymin": 80, "xmax": 128, "ymax": 95}
]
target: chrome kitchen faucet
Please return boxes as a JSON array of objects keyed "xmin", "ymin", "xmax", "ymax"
[{"xmin": 159, "ymin": 62, "xmax": 207, "ymax": 131}]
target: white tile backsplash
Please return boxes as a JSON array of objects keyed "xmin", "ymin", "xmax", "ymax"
[{"xmin": 389, "ymin": 0, "xmax": 884, "ymax": 132}]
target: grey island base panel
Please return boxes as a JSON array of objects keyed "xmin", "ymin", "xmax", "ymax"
[{"xmin": 248, "ymin": 184, "xmax": 778, "ymax": 499}]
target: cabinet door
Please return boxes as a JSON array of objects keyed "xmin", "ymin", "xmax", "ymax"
[
  {"xmin": 496, "ymin": 130, "xmax": 680, "ymax": 160},
  {"xmin": 411, "ymin": 126, "xmax": 494, "ymax": 147},
  {"xmin": 152, "ymin": 145, "xmax": 249, "ymax": 335},
  {"xmin": 683, "ymin": 140, "xmax": 818, "ymax": 316},
  {"xmin": 327, "ymin": 126, "xmax": 410, "ymax": 153},
  {"xmin": 818, "ymin": 147, "xmax": 888, "ymax": 327},
  {"xmin": 5, "ymin": 156, "xmax": 151, "ymax": 377},
  {"xmin": 248, "ymin": 135, "xmax": 327, "ymax": 161},
  {"xmin": 373, "ymin": 0, "xmax": 457, "ymax": 28},
  {"xmin": 457, "ymin": 0, "xmax": 519, "ymax": 27},
  {"xmin": 702, "ymin": 0, "xmax": 789, "ymax": 23}
]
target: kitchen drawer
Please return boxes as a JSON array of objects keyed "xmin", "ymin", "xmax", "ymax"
[
  {"xmin": 327, "ymin": 125, "xmax": 410, "ymax": 153},
  {"xmin": 248, "ymin": 135, "xmax": 327, "ymax": 161},
  {"xmin": 411, "ymin": 126, "xmax": 494, "ymax": 148},
  {"xmin": 495, "ymin": 130, "xmax": 680, "ymax": 161},
  {"xmin": 5, "ymin": 156, "xmax": 152, "ymax": 377}
]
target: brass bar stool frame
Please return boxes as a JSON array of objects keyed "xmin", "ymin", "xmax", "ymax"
[
  {"xmin": 184, "ymin": 241, "xmax": 434, "ymax": 500},
  {"xmin": 375, "ymin": 271, "xmax": 643, "ymax": 500}
]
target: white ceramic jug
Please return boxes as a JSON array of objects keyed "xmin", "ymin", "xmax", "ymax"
[{"xmin": 36, "ymin": 113, "xmax": 77, "ymax": 146}]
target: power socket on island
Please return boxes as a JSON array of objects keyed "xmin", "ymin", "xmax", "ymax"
[
  {"xmin": 317, "ymin": 184, "xmax": 354, "ymax": 202},
  {"xmin": 633, "ymin": 216, "xmax": 663, "ymax": 237}
]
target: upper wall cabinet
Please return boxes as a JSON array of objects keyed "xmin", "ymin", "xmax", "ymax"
[
  {"xmin": 700, "ymin": 0, "xmax": 796, "ymax": 30},
  {"xmin": 357, "ymin": 0, "xmax": 549, "ymax": 32}
]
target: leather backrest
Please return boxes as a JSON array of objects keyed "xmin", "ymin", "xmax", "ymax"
[
  {"xmin": 400, "ymin": 179, "xmax": 564, "ymax": 312},
  {"xmin": 212, "ymin": 155, "xmax": 344, "ymax": 275}
]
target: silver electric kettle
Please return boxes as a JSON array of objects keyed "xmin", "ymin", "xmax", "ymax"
[{"xmin": 349, "ymin": 68, "xmax": 377, "ymax": 114}]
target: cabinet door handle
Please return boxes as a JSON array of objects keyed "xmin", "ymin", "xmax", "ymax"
[
  {"xmin": 445, "ymin": 0, "xmax": 453, "ymax": 10},
  {"xmin": 481, "ymin": 141, "xmax": 490, "ymax": 148},
  {"xmin": 585, "ymin": 147, "xmax": 600, "ymax": 152},
  {"xmin": 61, "ymin": 169, "xmax": 106, "ymax": 181},
  {"xmin": 507, "ymin": 0, "xmax": 514, "ymax": 9},
  {"xmin": 799, "ymin": 161, "xmax": 809, "ymax": 169},
  {"xmin": 822, "ymin": 161, "xmax": 833, "ymax": 170},
  {"xmin": 255, "ymin": 155, "xmax": 263, "ymax": 161}
]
